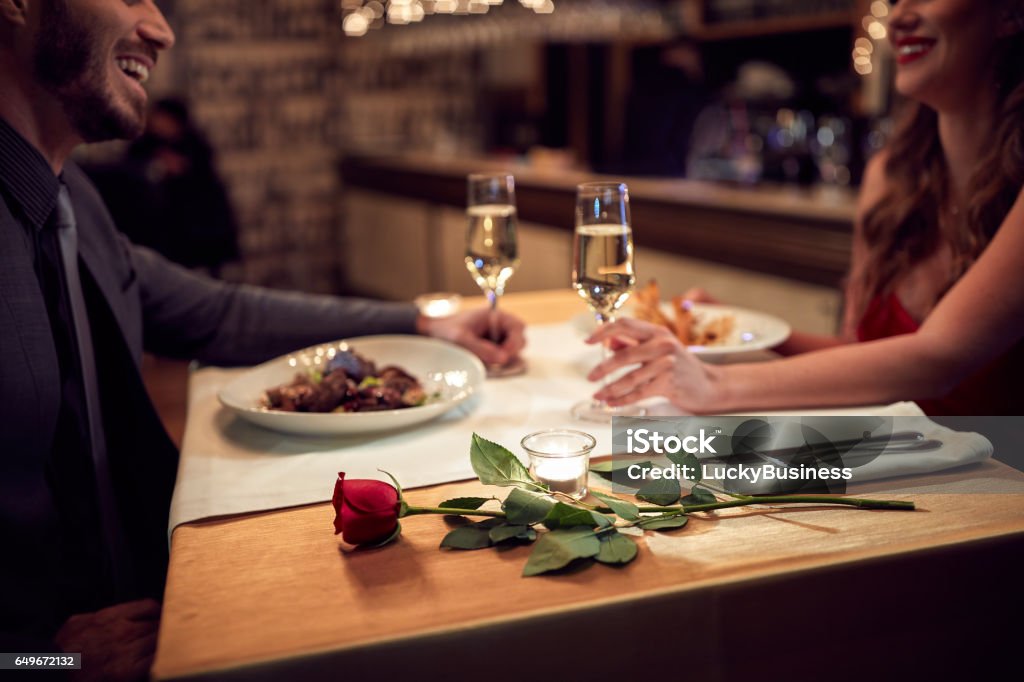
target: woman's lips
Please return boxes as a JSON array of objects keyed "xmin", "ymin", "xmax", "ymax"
[{"xmin": 895, "ymin": 37, "xmax": 937, "ymax": 65}]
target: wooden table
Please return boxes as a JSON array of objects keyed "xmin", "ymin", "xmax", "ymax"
[{"xmin": 152, "ymin": 291, "xmax": 1024, "ymax": 681}]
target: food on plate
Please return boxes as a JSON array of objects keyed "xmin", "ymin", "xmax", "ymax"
[
  {"xmin": 263, "ymin": 349, "xmax": 427, "ymax": 413},
  {"xmin": 632, "ymin": 280, "xmax": 735, "ymax": 346}
]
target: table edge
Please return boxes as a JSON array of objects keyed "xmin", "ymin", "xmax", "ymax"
[{"xmin": 153, "ymin": 522, "xmax": 1024, "ymax": 680}]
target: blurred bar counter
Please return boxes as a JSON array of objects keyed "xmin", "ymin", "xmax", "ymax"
[{"xmin": 340, "ymin": 153, "xmax": 857, "ymax": 335}]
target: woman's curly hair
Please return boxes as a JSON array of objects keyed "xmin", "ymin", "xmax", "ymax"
[{"xmin": 851, "ymin": 3, "xmax": 1024, "ymax": 321}]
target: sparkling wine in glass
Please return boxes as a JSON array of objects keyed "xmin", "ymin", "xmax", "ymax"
[
  {"xmin": 465, "ymin": 173, "xmax": 524, "ymax": 376},
  {"xmin": 571, "ymin": 182, "xmax": 645, "ymax": 421}
]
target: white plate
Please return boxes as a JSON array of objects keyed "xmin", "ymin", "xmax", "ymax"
[
  {"xmin": 217, "ymin": 335, "xmax": 485, "ymax": 436},
  {"xmin": 652, "ymin": 302, "xmax": 790, "ymax": 356},
  {"xmin": 577, "ymin": 302, "xmax": 791, "ymax": 358}
]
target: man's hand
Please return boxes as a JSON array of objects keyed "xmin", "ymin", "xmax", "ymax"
[
  {"xmin": 55, "ymin": 599, "xmax": 160, "ymax": 682},
  {"xmin": 417, "ymin": 308, "xmax": 526, "ymax": 367}
]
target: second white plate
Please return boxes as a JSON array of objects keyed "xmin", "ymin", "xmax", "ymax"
[
  {"xmin": 668, "ymin": 302, "xmax": 791, "ymax": 356},
  {"xmin": 575, "ymin": 302, "xmax": 791, "ymax": 358}
]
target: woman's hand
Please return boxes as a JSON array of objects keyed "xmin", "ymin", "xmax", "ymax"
[{"xmin": 585, "ymin": 317, "xmax": 722, "ymax": 413}]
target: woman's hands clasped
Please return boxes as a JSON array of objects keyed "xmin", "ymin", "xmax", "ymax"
[{"xmin": 585, "ymin": 317, "xmax": 722, "ymax": 413}]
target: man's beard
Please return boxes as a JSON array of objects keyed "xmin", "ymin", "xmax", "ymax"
[{"xmin": 33, "ymin": 0, "xmax": 146, "ymax": 142}]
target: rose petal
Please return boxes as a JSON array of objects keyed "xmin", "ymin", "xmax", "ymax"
[
  {"xmin": 342, "ymin": 478, "xmax": 399, "ymax": 514},
  {"xmin": 340, "ymin": 498, "xmax": 400, "ymax": 545},
  {"xmin": 332, "ymin": 472, "xmax": 347, "ymax": 534},
  {"xmin": 332, "ymin": 474, "xmax": 401, "ymax": 544}
]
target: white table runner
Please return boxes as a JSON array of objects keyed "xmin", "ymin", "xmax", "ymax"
[
  {"xmin": 168, "ymin": 322, "xmax": 992, "ymax": 530},
  {"xmin": 169, "ymin": 322, "xmax": 617, "ymax": 529}
]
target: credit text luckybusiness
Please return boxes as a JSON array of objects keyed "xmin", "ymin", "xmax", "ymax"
[{"xmin": 623, "ymin": 428, "xmax": 854, "ymax": 482}]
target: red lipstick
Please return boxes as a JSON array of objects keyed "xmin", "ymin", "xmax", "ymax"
[{"xmin": 893, "ymin": 36, "xmax": 937, "ymax": 65}]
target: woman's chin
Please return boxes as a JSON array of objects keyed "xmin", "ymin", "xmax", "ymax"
[
  {"xmin": 893, "ymin": 75, "xmax": 924, "ymax": 100},
  {"xmin": 893, "ymin": 76, "xmax": 940, "ymax": 108}
]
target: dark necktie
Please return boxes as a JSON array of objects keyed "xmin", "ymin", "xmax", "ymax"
[{"xmin": 51, "ymin": 184, "xmax": 130, "ymax": 595}]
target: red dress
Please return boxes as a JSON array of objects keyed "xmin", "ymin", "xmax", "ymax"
[{"xmin": 857, "ymin": 293, "xmax": 1024, "ymax": 415}]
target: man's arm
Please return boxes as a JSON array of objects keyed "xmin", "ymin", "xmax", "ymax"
[{"xmin": 131, "ymin": 243, "xmax": 419, "ymax": 366}]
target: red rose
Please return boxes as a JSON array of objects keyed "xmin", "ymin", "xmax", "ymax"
[{"xmin": 332, "ymin": 473, "xmax": 401, "ymax": 545}]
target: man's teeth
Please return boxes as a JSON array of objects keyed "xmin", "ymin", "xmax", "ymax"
[
  {"xmin": 116, "ymin": 58, "xmax": 150, "ymax": 84},
  {"xmin": 898, "ymin": 44, "xmax": 933, "ymax": 56}
]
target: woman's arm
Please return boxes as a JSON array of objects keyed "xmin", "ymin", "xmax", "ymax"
[
  {"xmin": 589, "ymin": 185, "xmax": 1024, "ymax": 413},
  {"xmin": 772, "ymin": 330, "xmax": 848, "ymax": 355}
]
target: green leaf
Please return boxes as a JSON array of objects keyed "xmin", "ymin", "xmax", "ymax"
[
  {"xmin": 489, "ymin": 524, "xmax": 537, "ymax": 544},
  {"xmin": 542, "ymin": 502, "xmax": 612, "ymax": 530},
  {"xmin": 379, "ymin": 469, "xmax": 408, "ymax": 517},
  {"xmin": 595, "ymin": 531, "xmax": 639, "ymax": 565},
  {"xmin": 637, "ymin": 513, "xmax": 690, "ymax": 531},
  {"xmin": 636, "ymin": 478, "xmax": 681, "ymax": 506},
  {"xmin": 442, "ymin": 516, "xmax": 505, "ymax": 530},
  {"xmin": 590, "ymin": 459, "xmax": 650, "ymax": 473},
  {"xmin": 681, "ymin": 486, "xmax": 718, "ymax": 506},
  {"xmin": 503, "ymin": 488, "xmax": 555, "ymax": 525},
  {"xmin": 590, "ymin": 491, "xmax": 640, "ymax": 521},
  {"xmin": 666, "ymin": 451, "xmax": 702, "ymax": 482},
  {"xmin": 438, "ymin": 497, "xmax": 492, "ymax": 510},
  {"xmin": 470, "ymin": 433, "xmax": 538, "ymax": 490},
  {"xmin": 522, "ymin": 528, "xmax": 601, "ymax": 576},
  {"xmin": 589, "ymin": 459, "xmax": 655, "ymax": 482},
  {"xmin": 439, "ymin": 525, "xmax": 493, "ymax": 550}
]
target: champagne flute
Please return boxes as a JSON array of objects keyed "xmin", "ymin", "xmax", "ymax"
[
  {"xmin": 465, "ymin": 173, "xmax": 524, "ymax": 377},
  {"xmin": 571, "ymin": 182, "xmax": 645, "ymax": 421}
]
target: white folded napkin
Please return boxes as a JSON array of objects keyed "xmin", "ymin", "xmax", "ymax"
[{"xmin": 695, "ymin": 404, "xmax": 993, "ymax": 494}]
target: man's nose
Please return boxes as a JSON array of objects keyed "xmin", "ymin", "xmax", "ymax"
[{"xmin": 138, "ymin": 0, "xmax": 176, "ymax": 51}]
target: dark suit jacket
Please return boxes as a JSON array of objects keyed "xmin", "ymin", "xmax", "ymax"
[{"xmin": 0, "ymin": 162, "xmax": 418, "ymax": 645}]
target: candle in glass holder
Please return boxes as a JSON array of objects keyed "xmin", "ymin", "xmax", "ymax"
[
  {"xmin": 414, "ymin": 292, "xmax": 462, "ymax": 318},
  {"xmin": 521, "ymin": 429, "xmax": 596, "ymax": 499}
]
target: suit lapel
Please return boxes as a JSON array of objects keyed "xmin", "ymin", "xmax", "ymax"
[
  {"xmin": 0, "ymin": 198, "xmax": 60, "ymax": 413},
  {"xmin": 66, "ymin": 180, "xmax": 144, "ymax": 367}
]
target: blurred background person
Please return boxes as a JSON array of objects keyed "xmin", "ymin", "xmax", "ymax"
[
  {"xmin": 85, "ymin": 97, "xmax": 240, "ymax": 278},
  {"xmin": 607, "ymin": 39, "xmax": 710, "ymax": 177}
]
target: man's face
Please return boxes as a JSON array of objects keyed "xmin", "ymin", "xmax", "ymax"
[{"xmin": 32, "ymin": 0, "xmax": 175, "ymax": 142}]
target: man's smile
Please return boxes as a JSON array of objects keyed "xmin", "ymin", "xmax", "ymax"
[{"xmin": 115, "ymin": 56, "xmax": 151, "ymax": 84}]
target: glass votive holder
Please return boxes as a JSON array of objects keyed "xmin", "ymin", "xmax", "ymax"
[
  {"xmin": 414, "ymin": 292, "xmax": 462, "ymax": 318},
  {"xmin": 521, "ymin": 429, "xmax": 596, "ymax": 500}
]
